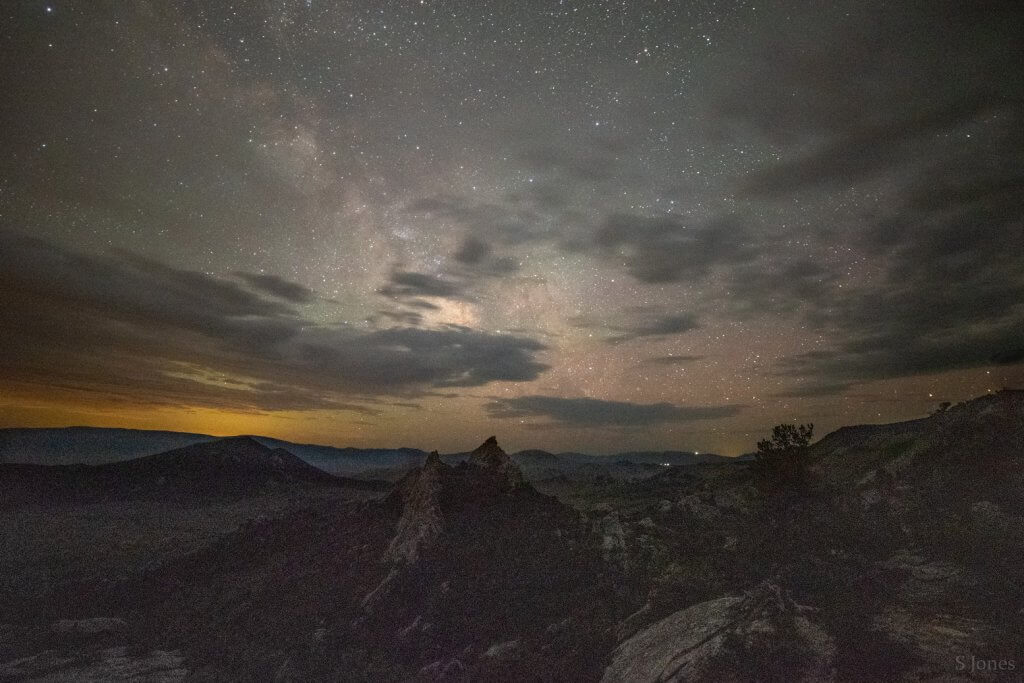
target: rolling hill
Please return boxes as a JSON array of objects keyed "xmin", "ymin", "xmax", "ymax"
[{"xmin": 0, "ymin": 436, "xmax": 384, "ymax": 507}]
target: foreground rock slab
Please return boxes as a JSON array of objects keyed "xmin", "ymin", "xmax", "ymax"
[{"xmin": 602, "ymin": 582, "xmax": 835, "ymax": 683}]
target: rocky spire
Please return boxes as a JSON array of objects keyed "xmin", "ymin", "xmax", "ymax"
[
  {"xmin": 423, "ymin": 449, "xmax": 442, "ymax": 469},
  {"xmin": 468, "ymin": 436, "xmax": 524, "ymax": 487},
  {"xmin": 383, "ymin": 439, "xmax": 522, "ymax": 568},
  {"xmin": 366, "ymin": 442, "xmax": 528, "ymax": 610},
  {"xmin": 469, "ymin": 436, "xmax": 508, "ymax": 468},
  {"xmin": 383, "ymin": 451, "xmax": 444, "ymax": 564}
]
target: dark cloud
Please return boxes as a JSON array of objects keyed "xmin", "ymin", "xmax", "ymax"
[
  {"xmin": 236, "ymin": 272, "xmax": 316, "ymax": 303},
  {"xmin": 782, "ymin": 322, "xmax": 1024, "ymax": 385},
  {"xmin": 778, "ymin": 246, "xmax": 1024, "ymax": 386},
  {"xmin": 370, "ymin": 310, "xmax": 425, "ymax": 327},
  {"xmin": 0, "ymin": 230, "xmax": 549, "ymax": 411},
  {"xmin": 453, "ymin": 236, "xmax": 491, "ymax": 265},
  {"xmin": 592, "ymin": 213, "xmax": 753, "ymax": 284},
  {"xmin": 378, "ymin": 270, "xmax": 464, "ymax": 300},
  {"xmin": 720, "ymin": 2, "xmax": 1024, "ymax": 196},
  {"xmin": 569, "ymin": 311, "xmax": 701, "ymax": 344},
  {"xmin": 696, "ymin": 0, "xmax": 1024, "ymax": 390},
  {"xmin": 770, "ymin": 382, "xmax": 856, "ymax": 399},
  {"xmin": 777, "ymin": 159, "xmax": 1024, "ymax": 384},
  {"xmin": 739, "ymin": 100, "xmax": 992, "ymax": 198},
  {"xmin": 485, "ymin": 395, "xmax": 743, "ymax": 427},
  {"xmin": 0, "ymin": 231, "xmax": 300, "ymax": 350},
  {"xmin": 450, "ymin": 236, "xmax": 521, "ymax": 277},
  {"xmin": 644, "ymin": 355, "xmax": 706, "ymax": 366},
  {"xmin": 406, "ymin": 299, "xmax": 442, "ymax": 311},
  {"xmin": 726, "ymin": 259, "xmax": 840, "ymax": 317},
  {"xmin": 486, "ymin": 257, "xmax": 519, "ymax": 276},
  {"xmin": 626, "ymin": 314, "xmax": 699, "ymax": 337},
  {"xmin": 607, "ymin": 313, "xmax": 700, "ymax": 344},
  {"xmin": 406, "ymin": 194, "xmax": 545, "ymax": 245},
  {"xmin": 302, "ymin": 326, "xmax": 548, "ymax": 389},
  {"xmin": 992, "ymin": 349, "xmax": 1024, "ymax": 366}
]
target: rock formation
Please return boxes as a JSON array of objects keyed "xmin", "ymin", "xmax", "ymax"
[
  {"xmin": 384, "ymin": 451, "xmax": 445, "ymax": 564},
  {"xmin": 468, "ymin": 435, "xmax": 525, "ymax": 487},
  {"xmin": 382, "ymin": 438, "xmax": 524, "ymax": 565},
  {"xmin": 602, "ymin": 582, "xmax": 835, "ymax": 683}
]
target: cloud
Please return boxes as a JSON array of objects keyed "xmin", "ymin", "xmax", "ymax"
[
  {"xmin": 622, "ymin": 314, "xmax": 699, "ymax": 338},
  {"xmin": 776, "ymin": 168, "xmax": 1024, "ymax": 384},
  {"xmin": 770, "ymin": 382, "xmax": 856, "ymax": 399},
  {"xmin": 406, "ymin": 194, "xmax": 545, "ymax": 245},
  {"xmin": 570, "ymin": 310, "xmax": 701, "ymax": 344},
  {"xmin": 485, "ymin": 395, "xmax": 742, "ymax": 426},
  {"xmin": 378, "ymin": 270, "xmax": 464, "ymax": 299},
  {"xmin": 777, "ymin": 258, "xmax": 1024, "ymax": 385},
  {"xmin": 450, "ymin": 236, "xmax": 520, "ymax": 277},
  {"xmin": 592, "ymin": 213, "xmax": 753, "ymax": 284},
  {"xmin": 370, "ymin": 310, "xmax": 425, "ymax": 327},
  {"xmin": 725, "ymin": 259, "xmax": 840, "ymax": 317},
  {"xmin": 644, "ymin": 355, "xmax": 706, "ymax": 365},
  {"xmin": 236, "ymin": 272, "xmax": 316, "ymax": 303},
  {"xmin": 608, "ymin": 313, "xmax": 700, "ymax": 344},
  {"xmin": 698, "ymin": 1, "xmax": 1024, "ymax": 388},
  {"xmin": 0, "ymin": 230, "xmax": 549, "ymax": 412},
  {"xmin": 992, "ymin": 349, "xmax": 1024, "ymax": 366},
  {"xmin": 299, "ymin": 325, "xmax": 549, "ymax": 389},
  {"xmin": 738, "ymin": 100, "xmax": 992, "ymax": 197},
  {"xmin": 717, "ymin": 2, "xmax": 1023, "ymax": 196},
  {"xmin": 453, "ymin": 236, "xmax": 491, "ymax": 265}
]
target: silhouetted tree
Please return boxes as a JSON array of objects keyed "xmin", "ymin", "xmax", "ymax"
[
  {"xmin": 932, "ymin": 401, "xmax": 951, "ymax": 414},
  {"xmin": 752, "ymin": 423, "xmax": 814, "ymax": 488},
  {"xmin": 757, "ymin": 423, "xmax": 814, "ymax": 454}
]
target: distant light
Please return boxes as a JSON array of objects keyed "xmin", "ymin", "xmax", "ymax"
[{"xmin": 662, "ymin": 462, "xmax": 671, "ymax": 467}]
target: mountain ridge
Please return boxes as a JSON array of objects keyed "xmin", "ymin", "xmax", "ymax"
[
  {"xmin": 0, "ymin": 435, "xmax": 384, "ymax": 507},
  {"xmin": 0, "ymin": 426, "xmax": 737, "ymax": 482}
]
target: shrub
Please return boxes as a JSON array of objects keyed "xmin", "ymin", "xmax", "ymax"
[{"xmin": 752, "ymin": 423, "xmax": 814, "ymax": 488}]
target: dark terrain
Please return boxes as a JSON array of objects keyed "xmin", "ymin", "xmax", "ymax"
[{"xmin": 2, "ymin": 391, "xmax": 1023, "ymax": 681}]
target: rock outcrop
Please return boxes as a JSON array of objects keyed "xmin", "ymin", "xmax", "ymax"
[
  {"xmin": 382, "ymin": 438, "xmax": 524, "ymax": 566},
  {"xmin": 365, "ymin": 438, "xmax": 537, "ymax": 610},
  {"xmin": 384, "ymin": 451, "xmax": 445, "ymax": 564},
  {"xmin": 468, "ymin": 435, "xmax": 524, "ymax": 487},
  {"xmin": 602, "ymin": 582, "xmax": 835, "ymax": 683}
]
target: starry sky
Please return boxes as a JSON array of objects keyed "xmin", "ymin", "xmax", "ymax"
[{"xmin": 2, "ymin": 0, "xmax": 1022, "ymax": 455}]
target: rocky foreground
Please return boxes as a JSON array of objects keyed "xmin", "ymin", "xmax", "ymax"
[{"xmin": 2, "ymin": 391, "xmax": 1024, "ymax": 681}]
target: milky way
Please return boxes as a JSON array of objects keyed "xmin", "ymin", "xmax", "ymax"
[{"xmin": 2, "ymin": 1, "xmax": 1022, "ymax": 453}]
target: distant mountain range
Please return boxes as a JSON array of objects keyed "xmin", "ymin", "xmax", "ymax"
[
  {"xmin": 0, "ymin": 436, "xmax": 384, "ymax": 507},
  {"xmin": 0, "ymin": 426, "xmax": 217, "ymax": 466},
  {"xmin": 0, "ymin": 426, "xmax": 735, "ymax": 480}
]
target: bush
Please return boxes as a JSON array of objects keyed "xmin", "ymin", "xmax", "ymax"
[{"xmin": 752, "ymin": 423, "xmax": 814, "ymax": 488}]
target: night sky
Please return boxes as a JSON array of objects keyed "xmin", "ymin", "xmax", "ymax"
[{"xmin": 2, "ymin": 1, "xmax": 1022, "ymax": 454}]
